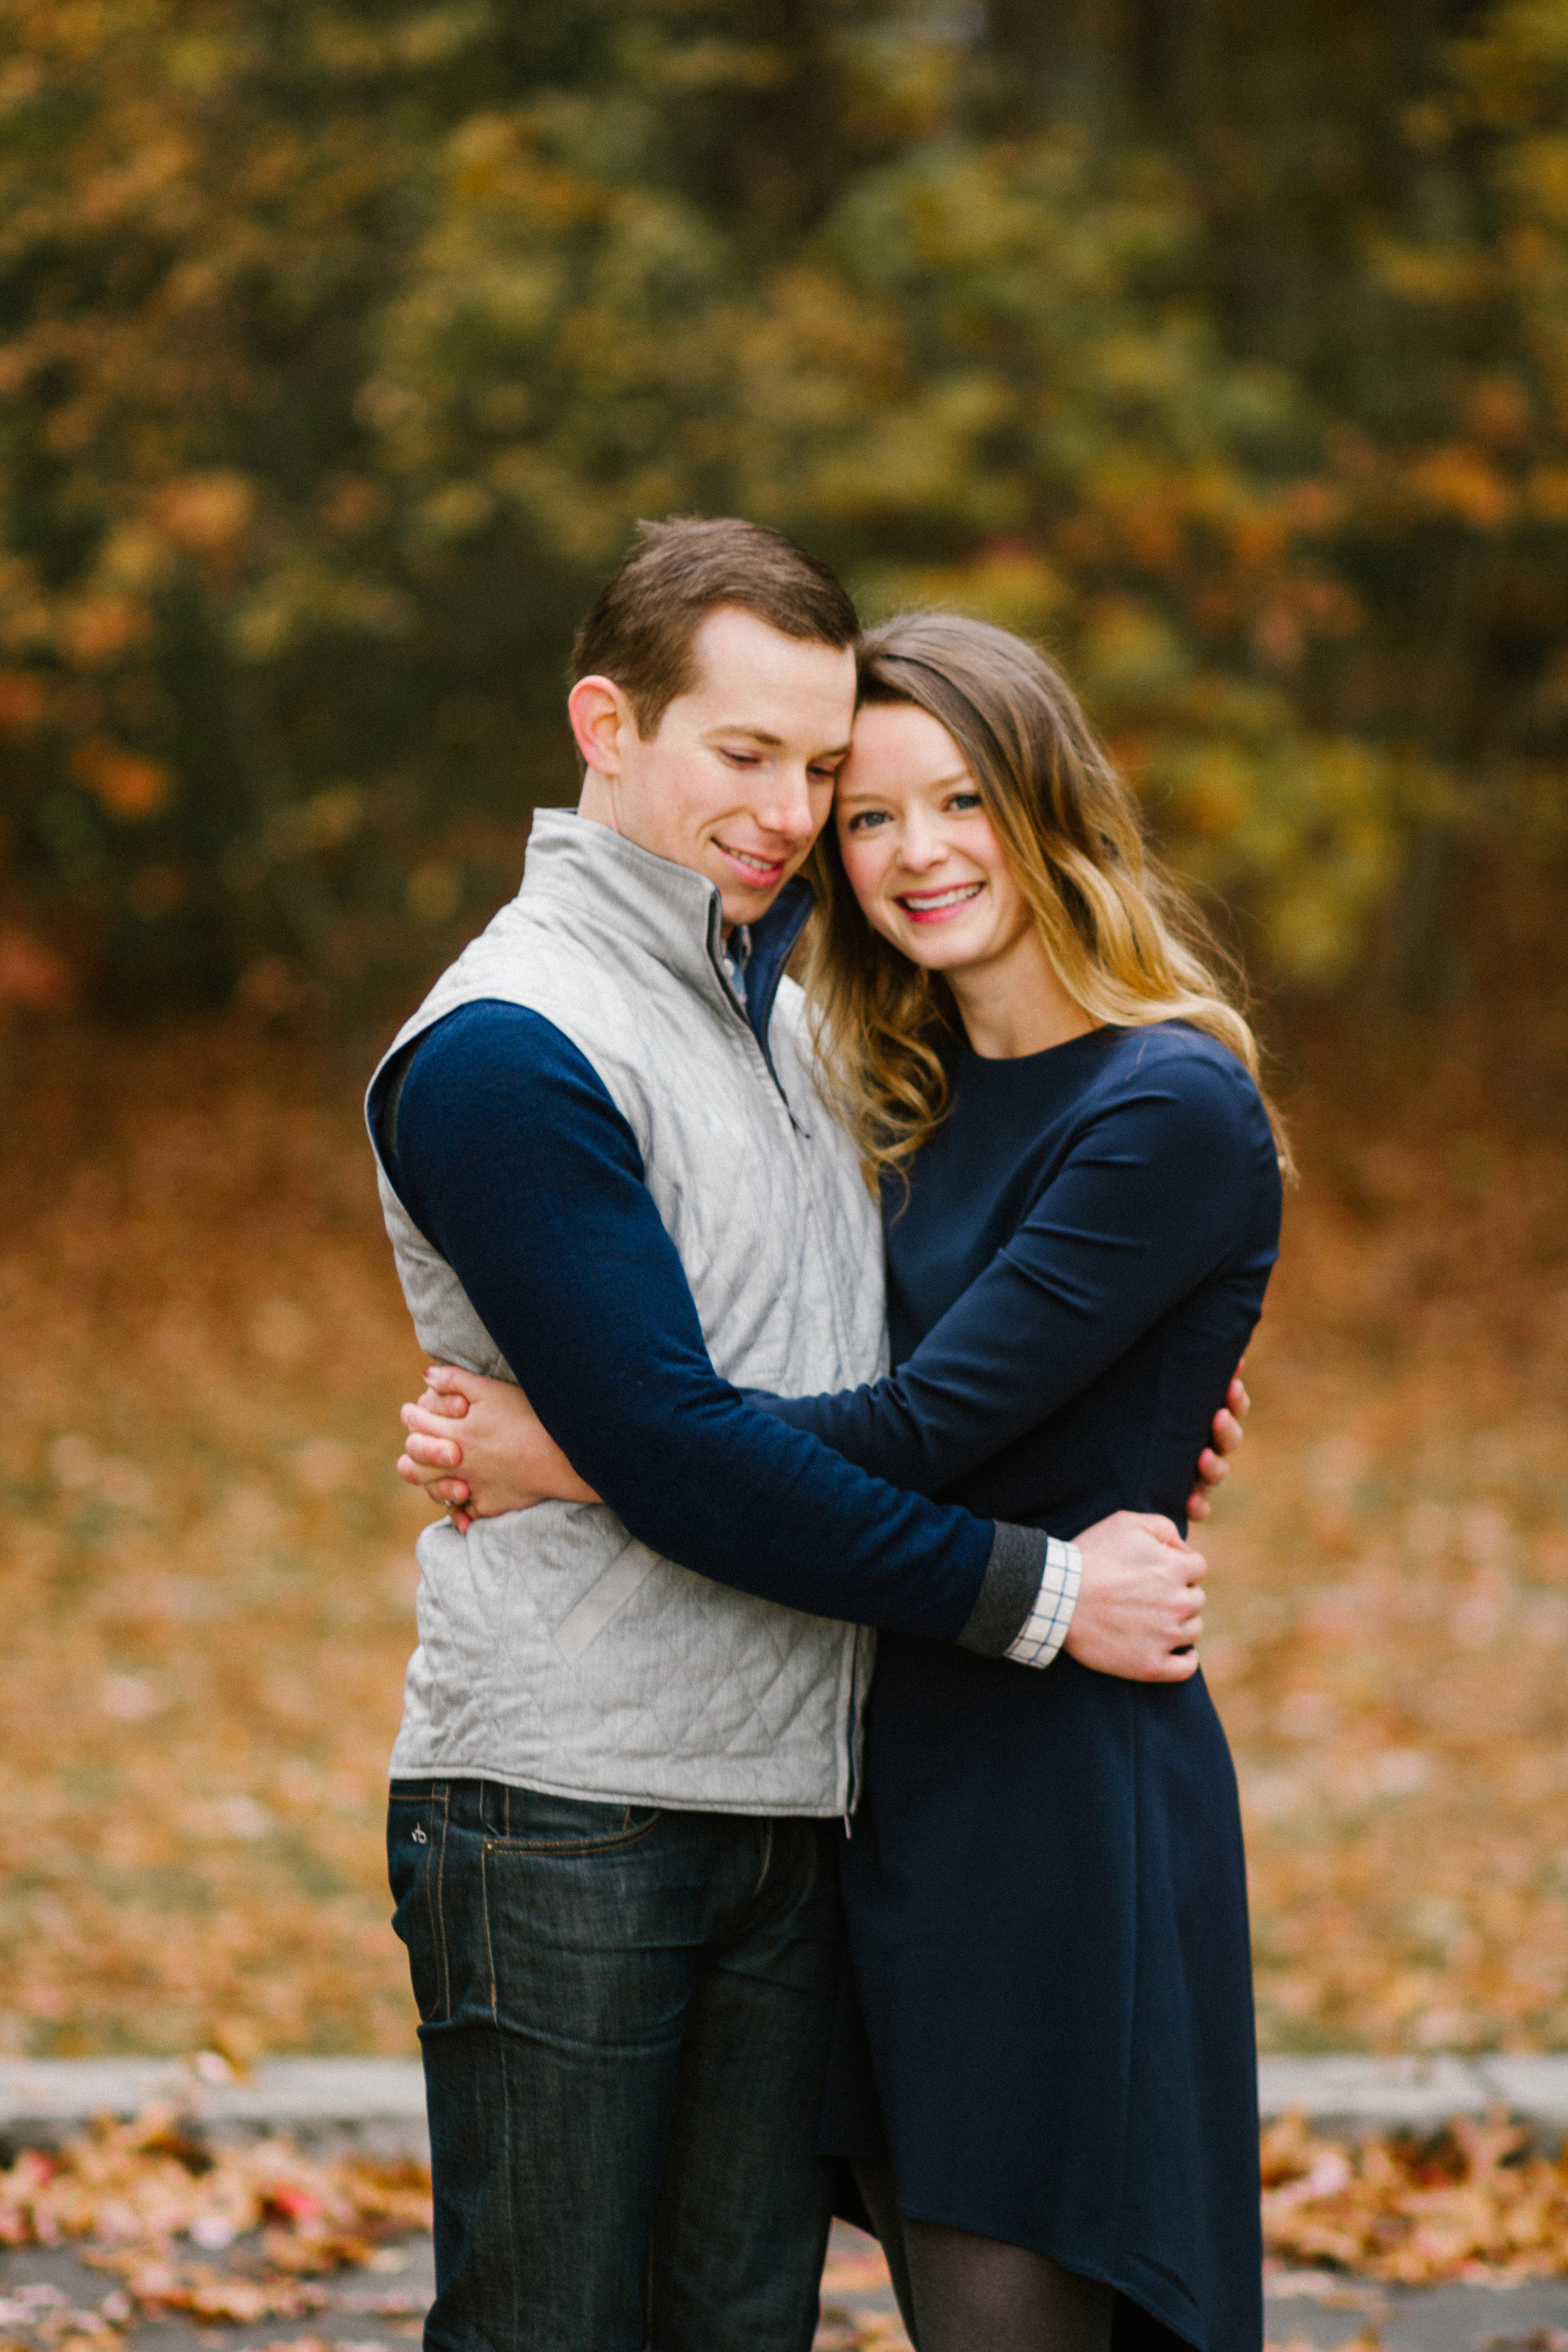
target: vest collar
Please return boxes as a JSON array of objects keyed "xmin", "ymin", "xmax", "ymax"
[{"xmin": 517, "ymin": 807, "xmax": 812, "ymax": 1029}]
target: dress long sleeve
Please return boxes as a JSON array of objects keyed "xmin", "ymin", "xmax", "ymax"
[{"xmin": 754, "ymin": 1045, "xmax": 1273, "ymax": 1496}]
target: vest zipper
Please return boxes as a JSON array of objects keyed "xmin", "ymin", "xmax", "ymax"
[
  {"xmin": 724, "ymin": 983, "xmax": 807, "ymax": 1133},
  {"xmin": 708, "ymin": 884, "xmax": 815, "ymax": 1131},
  {"xmin": 714, "ymin": 878, "xmax": 861, "ymax": 1823},
  {"xmin": 843, "ymin": 1624, "xmax": 863, "ymax": 1835}
]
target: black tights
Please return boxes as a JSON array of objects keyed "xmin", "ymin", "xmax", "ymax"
[{"xmin": 854, "ymin": 2162, "xmax": 1116, "ymax": 2352}]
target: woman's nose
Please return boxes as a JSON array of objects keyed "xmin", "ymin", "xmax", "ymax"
[{"xmin": 897, "ymin": 818, "xmax": 946, "ymax": 871}]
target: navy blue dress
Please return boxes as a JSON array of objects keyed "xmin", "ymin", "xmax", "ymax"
[{"xmin": 760, "ymin": 1022, "xmax": 1282, "ymax": 2352}]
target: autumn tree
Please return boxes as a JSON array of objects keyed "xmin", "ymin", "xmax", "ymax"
[{"xmin": 0, "ymin": 0, "xmax": 1565, "ymax": 1015}]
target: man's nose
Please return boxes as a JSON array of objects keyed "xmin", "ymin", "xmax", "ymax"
[{"xmin": 756, "ymin": 767, "xmax": 820, "ymax": 842}]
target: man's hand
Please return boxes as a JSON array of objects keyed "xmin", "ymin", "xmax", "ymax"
[
  {"xmin": 1065, "ymin": 1511, "xmax": 1205, "ymax": 1683},
  {"xmin": 1186, "ymin": 1369, "xmax": 1250, "ymax": 1523}
]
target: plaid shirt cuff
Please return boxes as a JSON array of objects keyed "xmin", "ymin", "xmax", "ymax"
[{"xmin": 1003, "ymin": 1537, "xmax": 1082, "ymax": 1669}]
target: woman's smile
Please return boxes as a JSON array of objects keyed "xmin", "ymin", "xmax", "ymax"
[{"xmin": 893, "ymin": 878, "xmax": 987, "ymax": 922}]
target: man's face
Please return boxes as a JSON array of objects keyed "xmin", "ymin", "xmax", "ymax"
[{"xmin": 569, "ymin": 605, "xmax": 857, "ymax": 928}]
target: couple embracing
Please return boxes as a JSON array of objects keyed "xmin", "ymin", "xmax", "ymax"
[{"xmin": 369, "ymin": 519, "xmax": 1284, "ymax": 2352}]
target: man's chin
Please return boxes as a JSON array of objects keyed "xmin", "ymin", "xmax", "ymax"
[{"xmin": 710, "ymin": 864, "xmax": 795, "ymax": 929}]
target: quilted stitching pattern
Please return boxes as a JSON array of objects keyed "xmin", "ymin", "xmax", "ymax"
[{"xmin": 372, "ymin": 812, "xmax": 886, "ymax": 1816}]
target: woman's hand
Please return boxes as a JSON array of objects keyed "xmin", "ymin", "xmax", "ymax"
[
  {"xmin": 1185, "ymin": 1367, "xmax": 1250, "ymax": 1523},
  {"xmin": 397, "ymin": 1365, "xmax": 600, "ymax": 1533}
]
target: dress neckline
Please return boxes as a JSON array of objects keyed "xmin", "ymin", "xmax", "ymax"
[{"xmin": 956, "ymin": 1023, "xmax": 1120, "ymax": 1077}]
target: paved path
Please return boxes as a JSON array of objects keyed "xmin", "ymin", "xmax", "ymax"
[
  {"xmin": 6, "ymin": 2215, "xmax": 1568, "ymax": 2351},
  {"xmin": 1263, "ymin": 2270, "xmax": 1568, "ymax": 2350},
  {"xmin": 0, "ymin": 2234, "xmax": 436, "ymax": 2352},
  {"xmin": 822, "ymin": 2225, "xmax": 1568, "ymax": 2351}
]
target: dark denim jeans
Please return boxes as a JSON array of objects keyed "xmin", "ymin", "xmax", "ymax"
[{"xmin": 388, "ymin": 1779, "xmax": 843, "ymax": 2352}]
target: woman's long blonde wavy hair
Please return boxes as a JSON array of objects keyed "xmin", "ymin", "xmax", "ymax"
[{"xmin": 803, "ymin": 611, "xmax": 1291, "ymax": 1189}]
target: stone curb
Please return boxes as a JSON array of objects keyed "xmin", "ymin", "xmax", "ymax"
[
  {"xmin": 0, "ymin": 2058, "xmax": 430, "ymax": 2156},
  {"xmin": 1258, "ymin": 2053, "xmax": 1568, "ymax": 2131},
  {"xmin": 5, "ymin": 2055, "xmax": 1568, "ymax": 2153}
]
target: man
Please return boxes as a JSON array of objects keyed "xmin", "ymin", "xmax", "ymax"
[{"xmin": 368, "ymin": 519, "xmax": 1234, "ymax": 2352}]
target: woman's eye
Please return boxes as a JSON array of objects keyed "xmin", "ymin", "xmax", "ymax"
[
  {"xmin": 949, "ymin": 792, "xmax": 983, "ymax": 812},
  {"xmin": 844, "ymin": 810, "xmax": 889, "ymax": 832},
  {"xmin": 721, "ymin": 750, "xmax": 762, "ymax": 767}
]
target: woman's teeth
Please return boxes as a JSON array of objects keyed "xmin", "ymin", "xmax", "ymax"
[{"xmin": 899, "ymin": 882, "xmax": 984, "ymax": 912}]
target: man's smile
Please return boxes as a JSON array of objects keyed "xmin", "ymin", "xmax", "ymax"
[{"xmin": 714, "ymin": 839, "xmax": 788, "ymax": 886}]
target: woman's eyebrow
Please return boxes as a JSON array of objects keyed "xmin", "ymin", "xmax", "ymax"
[{"xmin": 838, "ymin": 768, "xmax": 970, "ymax": 798}]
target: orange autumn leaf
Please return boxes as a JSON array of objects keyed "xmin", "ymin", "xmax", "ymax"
[
  {"xmin": 0, "ymin": 672, "xmax": 49, "ymax": 733},
  {"xmin": 70, "ymin": 739, "xmax": 173, "ymax": 820},
  {"xmin": 0, "ymin": 926, "xmax": 73, "ymax": 1014}
]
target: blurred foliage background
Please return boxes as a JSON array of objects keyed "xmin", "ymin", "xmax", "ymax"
[
  {"xmin": 4, "ymin": 0, "xmax": 1568, "ymax": 1021},
  {"xmin": 5, "ymin": 1, "xmax": 1568, "ymax": 2060}
]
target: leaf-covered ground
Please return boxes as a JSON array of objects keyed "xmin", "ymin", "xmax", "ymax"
[
  {"xmin": 1215, "ymin": 1013, "xmax": 1568, "ymax": 2055},
  {"xmin": 8, "ymin": 2102, "xmax": 1568, "ymax": 2352},
  {"xmin": 0, "ymin": 1009, "xmax": 1565, "ymax": 2060},
  {"xmin": 0, "ymin": 1024, "xmax": 428, "ymax": 2059}
]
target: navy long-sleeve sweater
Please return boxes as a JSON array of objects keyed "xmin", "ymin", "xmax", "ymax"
[{"xmin": 371, "ymin": 999, "xmax": 1042, "ymax": 1649}]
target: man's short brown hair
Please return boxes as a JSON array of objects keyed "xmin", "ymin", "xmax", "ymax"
[{"xmin": 570, "ymin": 517, "xmax": 860, "ymax": 738}]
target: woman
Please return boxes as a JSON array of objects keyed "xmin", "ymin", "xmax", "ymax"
[{"xmin": 398, "ymin": 614, "xmax": 1285, "ymax": 2352}]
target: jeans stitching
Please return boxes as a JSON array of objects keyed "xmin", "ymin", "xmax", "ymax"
[
  {"xmin": 469, "ymin": 1841, "xmax": 517, "ymax": 2340},
  {"xmin": 387, "ymin": 1786, "xmax": 450, "ymax": 2025},
  {"xmin": 428, "ymin": 1791, "xmax": 452, "ymax": 2022},
  {"xmin": 494, "ymin": 1952, "xmax": 517, "ymax": 2346},
  {"xmin": 482, "ymin": 1811, "xmax": 663, "ymax": 1858},
  {"xmin": 749, "ymin": 1820, "xmax": 775, "ymax": 1904},
  {"xmin": 479, "ymin": 1841, "xmax": 499, "ymax": 2018}
]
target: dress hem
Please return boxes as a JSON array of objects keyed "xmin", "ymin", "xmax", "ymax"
[{"xmin": 879, "ymin": 2197, "xmax": 1207, "ymax": 2352}]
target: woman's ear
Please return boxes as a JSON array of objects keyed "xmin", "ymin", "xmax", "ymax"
[{"xmin": 568, "ymin": 675, "xmax": 634, "ymax": 776}]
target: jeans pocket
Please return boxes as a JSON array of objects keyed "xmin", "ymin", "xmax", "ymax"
[
  {"xmin": 387, "ymin": 1787, "xmax": 451, "ymax": 2023},
  {"xmin": 482, "ymin": 1788, "xmax": 663, "ymax": 1855}
]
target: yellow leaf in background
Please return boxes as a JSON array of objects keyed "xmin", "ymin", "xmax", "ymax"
[
  {"xmin": 58, "ymin": 599, "xmax": 153, "ymax": 672},
  {"xmin": 1079, "ymin": 598, "xmax": 1194, "ymax": 711},
  {"xmin": 151, "ymin": 474, "xmax": 255, "ymax": 558},
  {"xmin": 1405, "ymin": 445, "xmax": 1515, "ymax": 530}
]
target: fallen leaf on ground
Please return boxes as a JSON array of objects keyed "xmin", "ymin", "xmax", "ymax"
[
  {"xmin": 0, "ymin": 2108, "xmax": 431, "ymax": 2346},
  {"xmin": 1264, "ymin": 2109, "xmax": 1568, "ymax": 2282}
]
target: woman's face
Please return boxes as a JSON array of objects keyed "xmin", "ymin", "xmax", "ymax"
[{"xmin": 834, "ymin": 701, "xmax": 1034, "ymax": 977}]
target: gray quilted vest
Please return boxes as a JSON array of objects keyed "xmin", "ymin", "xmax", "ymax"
[{"xmin": 369, "ymin": 808, "xmax": 886, "ymax": 1815}]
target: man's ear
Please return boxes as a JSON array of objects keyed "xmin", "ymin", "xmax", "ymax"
[{"xmin": 568, "ymin": 675, "xmax": 636, "ymax": 776}]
